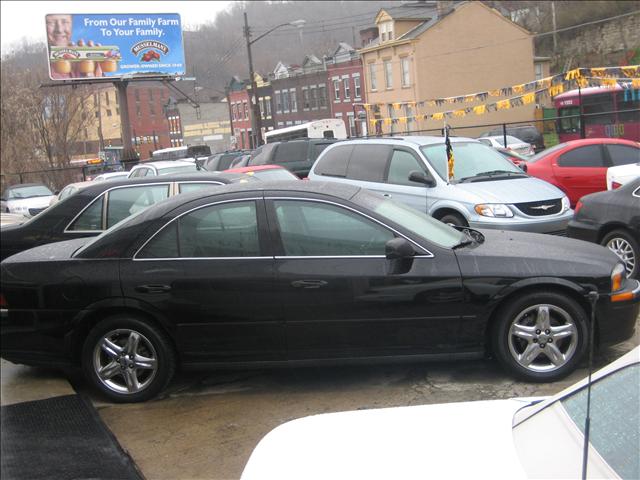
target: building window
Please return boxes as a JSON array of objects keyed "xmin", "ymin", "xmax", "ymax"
[
  {"xmin": 275, "ymin": 91, "xmax": 282, "ymax": 113},
  {"xmin": 290, "ymin": 88, "xmax": 297, "ymax": 112},
  {"xmin": 282, "ymin": 90, "xmax": 290, "ymax": 112},
  {"xmin": 244, "ymin": 101, "xmax": 249, "ymax": 120},
  {"xmin": 266, "ymin": 97, "xmax": 272, "ymax": 117},
  {"xmin": 105, "ymin": 91, "xmax": 110, "ymax": 105},
  {"xmin": 303, "ymin": 89, "xmax": 310, "ymax": 110},
  {"xmin": 379, "ymin": 22, "xmax": 394, "ymax": 42},
  {"xmin": 333, "ymin": 80, "xmax": 340, "ymax": 101},
  {"xmin": 369, "ymin": 63, "xmax": 377, "ymax": 91},
  {"xmin": 310, "ymin": 87, "xmax": 318, "ymax": 109},
  {"xmin": 319, "ymin": 84, "xmax": 327, "ymax": 108},
  {"xmin": 388, "ymin": 104, "xmax": 396, "ymax": 134},
  {"xmin": 106, "ymin": 109, "xmax": 112, "ymax": 117},
  {"xmin": 343, "ymin": 78, "xmax": 350, "ymax": 100},
  {"xmin": 404, "ymin": 105, "xmax": 413, "ymax": 134},
  {"xmin": 148, "ymin": 88, "xmax": 154, "ymax": 101},
  {"xmin": 354, "ymin": 76, "xmax": 361, "ymax": 98},
  {"xmin": 136, "ymin": 103, "xmax": 141, "ymax": 117},
  {"xmin": 134, "ymin": 89, "xmax": 140, "ymax": 101},
  {"xmin": 384, "ymin": 60, "xmax": 393, "ymax": 89},
  {"xmin": 401, "ymin": 58, "xmax": 411, "ymax": 87},
  {"xmin": 535, "ymin": 63, "xmax": 543, "ymax": 81},
  {"xmin": 348, "ymin": 113, "xmax": 356, "ymax": 137},
  {"xmin": 150, "ymin": 102, "xmax": 156, "ymax": 116}
]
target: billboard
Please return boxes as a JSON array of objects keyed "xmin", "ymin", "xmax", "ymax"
[{"xmin": 45, "ymin": 13, "xmax": 185, "ymax": 81}]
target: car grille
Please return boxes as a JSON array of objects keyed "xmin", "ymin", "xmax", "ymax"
[
  {"xmin": 28, "ymin": 207, "xmax": 46, "ymax": 216},
  {"xmin": 514, "ymin": 199, "xmax": 562, "ymax": 216}
]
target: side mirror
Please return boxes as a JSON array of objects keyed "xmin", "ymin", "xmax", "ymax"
[
  {"xmin": 385, "ymin": 237, "xmax": 415, "ymax": 275},
  {"xmin": 408, "ymin": 170, "xmax": 436, "ymax": 187}
]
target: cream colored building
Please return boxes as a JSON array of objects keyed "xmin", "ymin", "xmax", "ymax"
[{"xmin": 360, "ymin": 2, "xmax": 550, "ymax": 137}]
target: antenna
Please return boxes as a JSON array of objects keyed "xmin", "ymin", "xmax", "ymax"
[{"xmin": 581, "ymin": 290, "xmax": 599, "ymax": 480}]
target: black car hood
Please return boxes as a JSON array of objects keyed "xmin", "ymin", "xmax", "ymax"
[
  {"xmin": 1, "ymin": 237, "xmax": 91, "ymax": 264},
  {"xmin": 455, "ymin": 229, "xmax": 620, "ymax": 279}
]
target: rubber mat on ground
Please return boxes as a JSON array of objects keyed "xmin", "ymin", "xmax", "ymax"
[{"xmin": 1, "ymin": 394, "xmax": 143, "ymax": 480}]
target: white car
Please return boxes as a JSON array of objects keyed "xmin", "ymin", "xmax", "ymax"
[
  {"xmin": 477, "ymin": 135, "xmax": 534, "ymax": 156},
  {"xmin": 242, "ymin": 346, "xmax": 639, "ymax": 480},
  {"xmin": 127, "ymin": 160, "xmax": 200, "ymax": 178},
  {"xmin": 0, "ymin": 183, "xmax": 54, "ymax": 217},
  {"xmin": 607, "ymin": 162, "xmax": 640, "ymax": 190},
  {"xmin": 92, "ymin": 171, "xmax": 130, "ymax": 182},
  {"xmin": 49, "ymin": 180, "xmax": 94, "ymax": 206}
]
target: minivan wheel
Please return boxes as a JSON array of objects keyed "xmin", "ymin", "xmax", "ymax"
[
  {"xmin": 82, "ymin": 315, "xmax": 176, "ymax": 403},
  {"xmin": 492, "ymin": 291, "xmax": 588, "ymax": 382},
  {"xmin": 439, "ymin": 213, "xmax": 467, "ymax": 227},
  {"xmin": 601, "ymin": 229, "xmax": 638, "ymax": 279}
]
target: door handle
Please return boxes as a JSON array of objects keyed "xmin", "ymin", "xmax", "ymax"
[
  {"xmin": 135, "ymin": 284, "xmax": 172, "ymax": 294},
  {"xmin": 383, "ymin": 193, "xmax": 392, "ymax": 198},
  {"xmin": 291, "ymin": 280, "xmax": 328, "ymax": 289}
]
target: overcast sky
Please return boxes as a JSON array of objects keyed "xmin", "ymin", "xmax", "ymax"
[{"xmin": 1, "ymin": 0, "xmax": 232, "ymax": 53}]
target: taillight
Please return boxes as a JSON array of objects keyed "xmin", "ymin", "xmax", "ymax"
[
  {"xmin": 574, "ymin": 200, "xmax": 583, "ymax": 214},
  {"xmin": 612, "ymin": 181, "xmax": 622, "ymax": 189},
  {"xmin": 0, "ymin": 293, "xmax": 7, "ymax": 309}
]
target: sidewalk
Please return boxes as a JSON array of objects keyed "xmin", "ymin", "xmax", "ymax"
[{"xmin": 0, "ymin": 359, "xmax": 75, "ymax": 406}]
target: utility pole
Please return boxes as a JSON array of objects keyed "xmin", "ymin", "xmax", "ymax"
[
  {"xmin": 115, "ymin": 81, "xmax": 138, "ymax": 169},
  {"xmin": 244, "ymin": 12, "xmax": 263, "ymax": 148},
  {"xmin": 551, "ymin": 1, "xmax": 557, "ymax": 54}
]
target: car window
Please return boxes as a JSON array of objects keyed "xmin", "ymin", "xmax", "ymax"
[
  {"xmin": 478, "ymin": 139, "xmax": 492, "ymax": 146},
  {"xmin": 203, "ymin": 155, "xmax": 221, "ymax": 171},
  {"xmin": 347, "ymin": 145, "xmax": 391, "ymax": 182},
  {"xmin": 274, "ymin": 200, "xmax": 394, "ymax": 256},
  {"xmin": 313, "ymin": 145, "xmax": 353, "ymax": 177},
  {"xmin": 106, "ymin": 185, "xmax": 170, "ymax": 228},
  {"xmin": 420, "ymin": 142, "xmax": 521, "ymax": 181},
  {"xmin": 156, "ymin": 165, "xmax": 199, "ymax": 176},
  {"xmin": 140, "ymin": 201, "xmax": 259, "ymax": 258},
  {"xmin": 606, "ymin": 144, "xmax": 640, "ymax": 167},
  {"xmin": 561, "ymin": 364, "xmax": 639, "ymax": 479},
  {"xmin": 312, "ymin": 143, "xmax": 333, "ymax": 160},
  {"xmin": 558, "ymin": 145, "xmax": 604, "ymax": 167},
  {"xmin": 178, "ymin": 182, "xmax": 223, "ymax": 194},
  {"xmin": 7, "ymin": 185, "xmax": 53, "ymax": 198},
  {"xmin": 218, "ymin": 154, "xmax": 240, "ymax": 170},
  {"xmin": 387, "ymin": 149, "xmax": 426, "ymax": 186},
  {"xmin": 68, "ymin": 196, "xmax": 105, "ymax": 231},
  {"xmin": 273, "ymin": 142, "xmax": 308, "ymax": 163},
  {"xmin": 58, "ymin": 186, "xmax": 75, "ymax": 200}
]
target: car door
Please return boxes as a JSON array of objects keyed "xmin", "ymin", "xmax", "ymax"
[
  {"xmin": 121, "ymin": 196, "xmax": 284, "ymax": 363},
  {"xmin": 383, "ymin": 147, "xmax": 429, "ymax": 214},
  {"xmin": 552, "ymin": 144, "xmax": 607, "ymax": 205},
  {"xmin": 266, "ymin": 196, "xmax": 464, "ymax": 360}
]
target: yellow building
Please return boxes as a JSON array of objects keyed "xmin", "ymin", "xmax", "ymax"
[{"xmin": 360, "ymin": 2, "xmax": 550, "ymax": 137}]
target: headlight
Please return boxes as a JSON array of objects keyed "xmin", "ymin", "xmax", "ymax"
[
  {"xmin": 474, "ymin": 203, "xmax": 514, "ymax": 218},
  {"xmin": 561, "ymin": 196, "xmax": 571, "ymax": 213},
  {"xmin": 611, "ymin": 262, "xmax": 626, "ymax": 292}
]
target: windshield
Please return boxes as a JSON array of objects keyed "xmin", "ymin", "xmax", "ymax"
[
  {"xmin": 359, "ymin": 193, "xmax": 465, "ymax": 249},
  {"xmin": 158, "ymin": 164, "xmax": 199, "ymax": 175},
  {"xmin": 494, "ymin": 135, "xmax": 523, "ymax": 146},
  {"xmin": 420, "ymin": 142, "xmax": 523, "ymax": 182},
  {"xmin": 7, "ymin": 185, "xmax": 53, "ymax": 199}
]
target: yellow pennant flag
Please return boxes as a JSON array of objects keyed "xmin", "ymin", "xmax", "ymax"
[
  {"xmin": 473, "ymin": 105, "xmax": 487, "ymax": 115},
  {"xmin": 590, "ymin": 68, "xmax": 606, "ymax": 77},
  {"xmin": 565, "ymin": 68, "xmax": 582, "ymax": 80},
  {"xmin": 489, "ymin": 89, "xmax": 501, "ymax": 97},
  {"xmin": 383, "ymin": 118, "xmax": 393, "ymax": 126},
  {"xmin": 548, "ymin": 84, "xmax": 564, "ymax": 97},
  {"xmin": 522, "ymin": 92, "xmax": 535, "ymax": 104},
  {"xmin": 601, "ymin": 78, "xmax": 618, "ymax": 88},
  {"xmin": 621, "ymin": 66, "xmax": 639, "ymax": 77},
  {"xmin": 398, "ymin": 116, "xmax": 407, "ymax": 124},
  {"xmin": 393, "ymin": 103, "xmax": 403, "ymax": 111},
  {"xmin": 432, "ymin": 112, "xmax": 444, "ymax": 120},
  {"xmin": 453, "ymin": 109, "xmax": 466, "ymax": 117},
  {"xmin": 512, "ymin": 84, "xmax": 525, "ymax": 94},
  {"xmin": 537, "ymin": 77, "xmax": 552, "ymax": 89},
  {"xmin": 576, "ymin": 77, "xmax": 589, "ymax": 88},
  {"xmin": 633, "ymin": 78, "xmax": 640, "ymax": 88},
  {"xmin": 496, "ymin": 99, "xmax": 511, "ymax": 110}
]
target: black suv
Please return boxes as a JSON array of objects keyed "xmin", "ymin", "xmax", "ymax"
[
  {"xmin": 481, "ymin": 125, "xmax": 545, "ymax": 153},
  {"xmin": 201, "ymin": 150, "xmax": 252, "ymax": 171},
  {"xmin": 249, "ymin": 139, "xmax": 340, "ymax": 177}
]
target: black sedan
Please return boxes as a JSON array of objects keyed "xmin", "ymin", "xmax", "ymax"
[
  {"xmin": 568, "ymin": 178, "xmax": 640, "ymax": 279},
  {"xmin": 0, "ymin": 173, "xmax": 254, "ymax": 261},
  {"xmin": 2, "ymin": 182, "xmax": 639, "ymax": 402}
]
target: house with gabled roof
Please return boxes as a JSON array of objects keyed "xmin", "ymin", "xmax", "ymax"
[{"xmin": 359, "ymin": 1, "xmax": 550, "ymax": 136}]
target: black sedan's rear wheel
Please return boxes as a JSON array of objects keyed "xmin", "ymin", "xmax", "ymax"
[
  {"xmin": 82, "ymin": 315, "xmax": 176, "ymax": 402},
  {"xmin": 492, "ymin": 291, "xmax": 588, "ymax": 382},
  {"xmin": 602, "ymin": 229, "xmax": 638, "ymax": 280}
]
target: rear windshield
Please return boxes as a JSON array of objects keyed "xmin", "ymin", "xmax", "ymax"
[
  {"xmin": 7, "ymin": 185, "xmax": 53, "ymax": 198},
  {"xmin": 157, "ymin": 164, "xmax": 199, "ymax": 175}
]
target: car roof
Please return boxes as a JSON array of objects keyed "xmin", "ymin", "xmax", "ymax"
[
  {"xmin": 134, "ymin": 160, "xmax": 195, "ymax": 168},
  {"xmin": 325, "ymin": 136, "xmax": 479, "ymax": 147},
  {"xmin": 225, "ymin": 165, "xmax": 285, "ymax": 173},
  {"xmin": 4, "ymin": 183, "xmax": 49, "ymax": 190}
]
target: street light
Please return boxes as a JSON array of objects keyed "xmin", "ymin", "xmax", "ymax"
[{"xmin": 244, "ymin": 13, "xmax": 305, "ymax": 147}]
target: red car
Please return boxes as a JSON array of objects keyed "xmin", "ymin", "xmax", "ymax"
[
  {"xmin": 224, "ymin": 164, "xmax": 299, "ymax": 181},
  {"xmin": 522, "ymin": 138, "xmax": 640, "ymax": 207}
]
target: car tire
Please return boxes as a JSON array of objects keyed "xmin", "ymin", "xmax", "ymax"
[
  {"xmin": 601, "ymin": 229, "xmax": 638, "ymax": 280},
  {"xmin": 439, "ymin": 212, "xmax": 468, "ymax": 227},
  {"xmin": 492, "ymin": 291, "xmax": 588, "ymax": 382},
  {"xmin": 82, "ymin": 314, "xmax": 176, "ymax": 403}
]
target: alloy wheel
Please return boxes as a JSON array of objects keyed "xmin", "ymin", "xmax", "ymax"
[{"xmin": 606, "ymin": 237, "xmax": 636, "ymax": 277}]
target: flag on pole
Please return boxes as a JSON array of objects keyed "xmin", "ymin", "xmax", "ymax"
[{"xmin": 445, "ymin": 124, "xmax": 454, "ymax": 181}]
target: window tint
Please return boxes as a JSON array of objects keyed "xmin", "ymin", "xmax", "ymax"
[
  {"xmin": 178, "ymin": 201, "xmax": 259, "ymax": 257},
  {"xmin": 138, "ymin": 221, "xmax": 179, "ymax": 258},
  {"xmin": 178, "ymin": 182, "xmax": 223, "ymax": 194},
  {"xmin": 218, "ymin": 154, "xmax": 240, "ymax": 170},
  {"xmin": 561, "ymin": 364, "xmax": 639, "ymax": 480},
  {"xmin": 68, "ymin": 196, "xmax": 104, "ymax": 231},
  {"xmin": 606, "ymin": 144, "xmax": 640, "ymax": 167},
  {"xmin": 312, "ymin": 143, "xmax": 333, "ymax": 160},
  {"xmin": 583, "ymin": 93, "xmax": 614, "ymax": 126},
  {"xmin": 387, "ymin": 149, "xmax": 426, "ymax": 186},
  {"xmin": 106, "ymin": 185, "xmax": 170, "ymax": 228},
  {"xmin": 274, "ymin": 200, "xmax": 394, "ymax": 256},
  {"xmin": 347, "ymin": 145, "xmax": 391, "ymax": 182},
  {"xmin": 273, "ymin": 142, "xmax": 308, "ymax": 163},
  {"xmin": 313, "ymin": 145, "xmax": 353, "ymax": 177},
  {"xmin": 558, "ymin": 145, "xmax": 604, "ymax": 167}
]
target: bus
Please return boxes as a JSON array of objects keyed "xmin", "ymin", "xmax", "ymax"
[
  {"xmin": 264, "ymin": 119, "xmax": 347, "ymax": 144},
  {"xmin": 554, "ymin": 85, "xmax": 640, "ymax": 142},
  {"xmin": 151, "ymin": 145, "xmax": 211, "ymax": 162}
]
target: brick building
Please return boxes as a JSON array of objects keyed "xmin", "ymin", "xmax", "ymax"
[
  {"xmin": 325, "ymin": 43, "xmax": 367, "ymax": 137},
  {"xmin": 227, "ymin": 76, "xmax": 252, "ymax": 149}
]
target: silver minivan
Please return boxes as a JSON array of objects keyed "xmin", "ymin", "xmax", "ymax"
[{"xmin": 308, "ymin": 137, "xmax": 572, "ymax": 234}]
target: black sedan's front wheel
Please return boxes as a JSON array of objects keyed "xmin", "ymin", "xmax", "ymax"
[
  {"xmin": 602, "ymin": 229, "xmax": 638, "ymax": 280},
  {"xmin": 82, "ymin": 315, "xmax": 176, "ymax": 402},
  {"xmin": 492, "ymin": 291, "xmax": 589, "ymax": 382}
]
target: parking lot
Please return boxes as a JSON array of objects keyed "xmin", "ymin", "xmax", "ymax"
[{"xmin": 2, "ymin": 315, "xmax": 637, "ymax": 480}]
